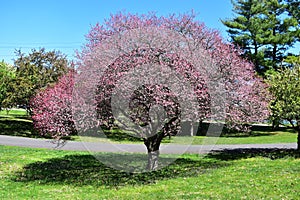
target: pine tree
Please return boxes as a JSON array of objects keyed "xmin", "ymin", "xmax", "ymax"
[
  {"xmin": 222, "ymin": 0, "xmax": 269, "ymax": 74},
  {"xmin": 286, "ymin": 0, "xmax": 300, "ymax": 24},
  {"xmin": 223, "ymin": 0, "xmax": 299, "ymax": 75},
  {"xmin": 263, "ymin": 0, "xmax": 299, "ymax": 69}
]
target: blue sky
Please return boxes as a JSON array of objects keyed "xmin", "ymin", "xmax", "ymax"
[{"xmin": 1, "ymin": 1, "xmax": 234, "ymax": 63}]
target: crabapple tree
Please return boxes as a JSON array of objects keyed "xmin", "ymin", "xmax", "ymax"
[
  {"xmin": 71, "ymin": 12, "xmax": 269, "ymax": 170},
  {"xmin": 31, "ymin": 12, "xmax": 269, "ymax": 171},
  {"xmin": 31, "ymin": 71, "xmax": 76, "ymax": 139}
]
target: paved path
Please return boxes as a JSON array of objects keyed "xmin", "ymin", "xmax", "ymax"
[{"xmin": 0, "ymin": 135, "xmax": 297, "ymax": 154}]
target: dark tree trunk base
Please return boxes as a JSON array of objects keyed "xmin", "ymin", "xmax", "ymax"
[{"xmin": 144, "ymin": 133, "xmax": 164, "ymax": 171}]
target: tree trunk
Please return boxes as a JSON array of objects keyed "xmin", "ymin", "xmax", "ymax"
[
  {"xmin": 297, "ymin": 123, "xmax": 300, "ymax": 151},
  {"xmin": 296, "ymin": 120, "xmax": 300, "ymax": 151},
  {"xmin": 144, "ymin": 133, "xmax": 164, "ymax": 171},
  {"xmin": 147, "ymin": 150, "xmax": 159, "ymax": 171},
  {"xmin": 272, "ymin": 44, "xmax": 277, "ymax": 69},
  {"xmin": 297, "ymin": 129, "xmax": 300, "ymax": 151},
  {"xmin": 272, "ymin": 118, "xmax": 280, "ymax": 130},
  {"xmin": 272, "ymin": 27, "xmax": 277, "ymax": 70},
  {"xmin": 190, "ymin": 121, "xmax": 194, "ymax": 136},
  {"xmin": 253, "ymin": 41, "xmax": 260, "ymax": 72}
]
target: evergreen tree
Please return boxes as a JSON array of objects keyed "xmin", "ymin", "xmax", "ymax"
[
  {"xmin": 222, "ymin": 0, "xmax": 269, "ymax": 74},
  {"xmin": 223, "ymin": 0, "xmax": 299, "ymax": 75},
  {"xmin": 286, "ymin": 0, "xmax": 300, "ymax": 25},
  {"xmin": 263, "ymin": 0, "xmax": 299, "ymax": 69}
]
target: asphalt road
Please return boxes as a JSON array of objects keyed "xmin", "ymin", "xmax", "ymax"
[{"xmin": 0, "ymin": 135, "xmax": 297, "ymax": 154}]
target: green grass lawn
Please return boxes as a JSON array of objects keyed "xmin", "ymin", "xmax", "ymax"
[
  {"xmin": 0, "ymin": 109, "xmax": 42, "ymax": 138},
  {"xmin": 73, "ymin": 130, "xmax": 297, "ymax": 145},
  {"xmin": 0, "ymin": 145, "xmax": 299, "ymax": 199},
  {"xmin": 174, "ymin": 130, "xmax": 297, "ymax": 145},
  {"xmin": 0, "ymin": 108, "xmax": 28, "ymax": 118},
  {"xmin": 0, "ymin": 109, "xmax": 297, "ymax": 145}
]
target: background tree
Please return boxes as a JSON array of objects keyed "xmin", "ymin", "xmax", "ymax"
[
  {"xmin": 285, "ymin": 0, "xmax": 300, "ymax": 25},
  {"xmin": 0, "ymin": 61, "xmax": 15, "ymax": 110},
  {"xmin": 222, "ymin": 0, "xmax": 268, "ymax": 74},
  {"xmin": 263, "ymin": 0, "xmax": 299, "ymax": 70},
  {"xmin": 223, "ymin": 0, "xmax": 299, "ymax": 75},
  {"xmin": 7, "ymin": 48, "xmax": 70, "ymax": 113},
  {"xmin": 267, "ymin": 64, "xmax": 300, "ymax": 150},
  {"xmin": 285, "ymin": 54, "xmax": 300, "ymax": 67}
]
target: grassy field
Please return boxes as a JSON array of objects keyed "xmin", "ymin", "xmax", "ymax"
[
  {"xmin": 0, "ymin": 109, "xmax": 41, "ymax": 138},
  {"xmin": 72, "ymin": 130, "xmax": 297, "ymax": 145},
  {"xmin": 0, "ymin": 109, "xmax": 28, "ymax": 117},
  {"xmin": 0, "ymin": 109, "xmax": 297, "ymax": 145},
  {"xmin": 1, "ymin": 110, "xmax": 299, "ymax": 199},
  {"xmin": 0, "ymin": 145, "xmax": 299, "ymax": 199},
  {"xmin": 174, "ymin": 130, "xmax": 297, "ymax": 145}
]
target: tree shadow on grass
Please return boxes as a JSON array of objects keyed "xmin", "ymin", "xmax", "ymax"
[
  {"xmin": 102, "ymin": 128, "xmax": 144, "ymax": 142},
  {"xmin": 13, "ymin": 153, "xmax": 228, "ymax": 188},
  {"xmin": 0, "ymin": 118, "xmax": 42, "ymax": 138},
  {"xmin": 207, "ymin": 148, "xmax": 300, "ymax": 161},
  {"xmin": 219, "ymin": 125, "xmax": 295, "ymax": 138}
]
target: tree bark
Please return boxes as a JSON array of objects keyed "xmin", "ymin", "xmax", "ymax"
[
  {"xmin": 254, "ymin": 41, "xmax": 258, "ymax": 57},
  {"xmin": 272, "ymin": 118, "xmax": 280, "ymax": 130},
  {"xmin": 144, "ymin": 133, "xmax": 164, "ymax": 171},
  {"xmin": 147, "ymin": 150, "xmax": 159, "ymax": 171},
  {"xmin": 253, "ymin": 40, "xmax": 260, "ymax": 72},
  {"xmin": 297, "ymin": 129, "xmax": 300, "ymax": 151},
  {"xmin": 272, "ymin": 44, "xmax": 277, "ymax": 69},
  {"xmin": 190, "ymin": 121, "xmax": 194, "ymax": 136},
  {"xmin": 296, "ymin": 120, "xmax": 300, "ymax": 151}
]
